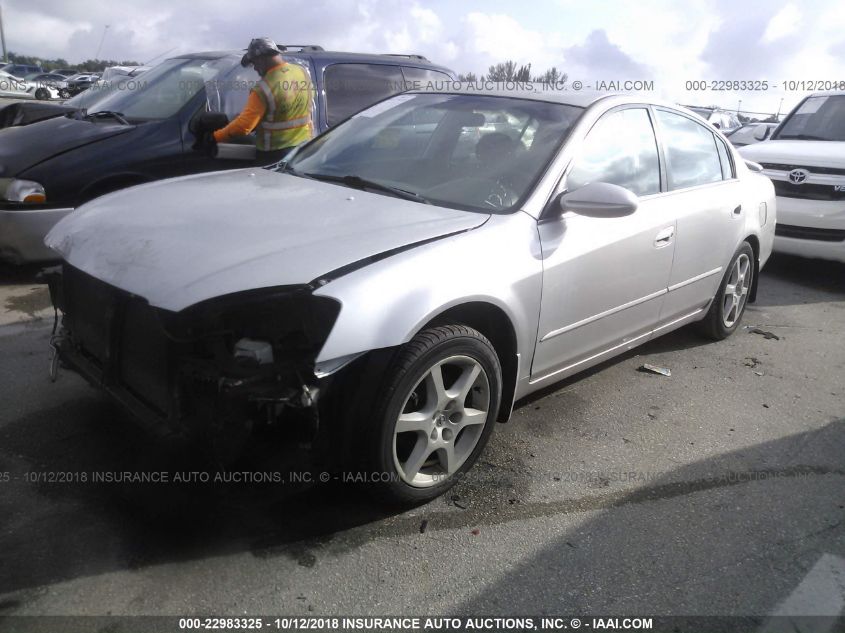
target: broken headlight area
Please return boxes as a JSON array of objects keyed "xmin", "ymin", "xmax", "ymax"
[{"xmin": 46, "ymin": 264, "xmax": 341, "ymax": 460}]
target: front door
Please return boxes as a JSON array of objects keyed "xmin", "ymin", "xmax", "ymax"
[{"xmin": 532, "ymin": 106, "xmax": 675, "ymax": 384}]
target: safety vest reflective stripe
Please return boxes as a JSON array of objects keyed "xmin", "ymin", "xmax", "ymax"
[
  {"xmin": 259, "ymin": 80, "xmax": 276, "ymax": 117},
  {"xmin": 260, "ymin": 116, "xmax": 310, "ymax": 130}
]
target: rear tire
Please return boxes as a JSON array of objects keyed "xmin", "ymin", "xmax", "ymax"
[
  {"xmin": 364, "ymin": 325, "xmax": 502, "ymax": 505},
  {"xmin": 698, "ymin": 242, "xmax": 754, "ymax": 340},
  {"xmin": 35, "ymin": 88, "xmax": 50, "ymax": 100}
]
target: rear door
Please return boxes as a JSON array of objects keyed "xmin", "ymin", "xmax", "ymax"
[
  {"xmin": 532, "ymin": 106, "xmax": 676, "ymax": 383},
  {"xmin": 652, "ymin": 108, "xmax": 745, "ymax": 325}
]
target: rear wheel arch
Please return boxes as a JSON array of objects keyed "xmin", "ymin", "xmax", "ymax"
[{"xmin": 744, "ymin": 234, "xmax": 760, "ymax": 303}]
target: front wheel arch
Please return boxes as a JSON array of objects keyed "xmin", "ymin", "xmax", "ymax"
[{"xmin": 423, "ymin": 301, "xmax": 518, "ymax": 422}]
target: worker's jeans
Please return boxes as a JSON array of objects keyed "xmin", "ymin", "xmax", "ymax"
[{"xmin": 255, "ymin": 146, "xmax": 295, "ymax": 167}]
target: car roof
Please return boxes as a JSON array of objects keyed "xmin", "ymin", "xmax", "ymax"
[
  {"xmin": 172, "ymin": 49, "xmax": 453, "ymax": 73},
  {"xmin": 808, "ymin": 90, "xmax": 845, "ymax": 97},
  {"xmin": 404, "ymin": 88, "xmax": 689, "ymax": 112}
]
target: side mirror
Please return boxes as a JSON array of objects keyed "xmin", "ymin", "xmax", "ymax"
[
  {"xmin": 557, "ymin": 182, "xmax": 639, "ymax": 218},
  {"xmin": 190, "ymin": 111, "xmax": 229, "ymax": 136},
  {"xmin": 744, "ymin": 160, "xmax": 764, "ymax": 173}
]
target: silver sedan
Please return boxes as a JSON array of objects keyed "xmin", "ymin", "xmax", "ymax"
[{"xmin": 45, "ymin": 90, "xmax": 776, "ymax": 504}]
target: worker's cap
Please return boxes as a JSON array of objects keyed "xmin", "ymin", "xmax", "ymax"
[{"xmin": 240, "ymin": 37, "xmax": 286, "ymax": 67}]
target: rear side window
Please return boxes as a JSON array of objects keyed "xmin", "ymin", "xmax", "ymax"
[
  {"xmin": 566, "ymin": 107, "xmax": 661, "ymax": 197},
  {"xmin": 324, "ymin": 63, "xmax": 404, "ymax": 126},
  {"xmin": 655, "ymin": 109, "xmax": 723, "ymax": 190},
  {"xmin": 715, "ymin": 135, "xmax": 734, "ymax": 179}
]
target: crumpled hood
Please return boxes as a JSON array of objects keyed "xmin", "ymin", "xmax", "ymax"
[
  {"xmin": 46, "ymin": 168, "xmax": 489, "ymax": 312},
  {"xmin": 0, "ymin": 114, "xmax": 131, "ymax": 176},
  {"xmin": 739, "ymin": 140, "xmax": 845, "ymax": 168}
]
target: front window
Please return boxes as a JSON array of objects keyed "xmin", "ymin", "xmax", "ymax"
[
  {"xmin": 774, "ymin": 95, "xmax": 845, "ymax": 141},
  {"xmin": 287, "ymin": 93, "xmax": 582, "ymax": 213},
  {"xmin": 566, "ymin": 108, "xmax": 660, "ymax": 197},
  {"xmin": 86, "ymin": 57, "xmax": 237, "ymax": 121}
]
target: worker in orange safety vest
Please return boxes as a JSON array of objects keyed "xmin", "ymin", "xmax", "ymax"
[{"xmin": 213, "ymin": 37, "xmax": 314, "ymax": 165}]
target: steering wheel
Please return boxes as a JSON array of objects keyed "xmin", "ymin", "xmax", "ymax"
[{"xmin": 482, "ymin": 178, "xmax": 518, "ymax": 209}]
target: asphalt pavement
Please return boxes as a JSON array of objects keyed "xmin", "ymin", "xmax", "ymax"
[{"xmin": 0, "ymin": 253, "xmax": 842, "ymax": 629}]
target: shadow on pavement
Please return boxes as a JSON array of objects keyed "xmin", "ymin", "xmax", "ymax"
[
  {"xmin": 756, "ymin": 254, "xmax": 845, "ymax": 307},
  {"xmin": 2, "ymin": 366, "xmax": 842, "ymax": 623},
  {"xmin": 453, "ymin": 419, "xmax": 845, "ymax": 625}
]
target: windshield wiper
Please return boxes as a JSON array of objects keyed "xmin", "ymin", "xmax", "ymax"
[
  {"xmin": 777, "ymin": 134, "xmax": 829, "ymax": 141},
  {"xmin": 83, "ymin": 110, "xmax": 130, "ymax": 125},
  {"xmin": 304, "ymin": 173, "xmax": 431, "ymax": 204}
]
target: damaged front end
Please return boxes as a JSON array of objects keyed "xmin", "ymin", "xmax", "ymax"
[{"xmin": 44, "ymin": 264, "xmax": 343, "ymax": 460}]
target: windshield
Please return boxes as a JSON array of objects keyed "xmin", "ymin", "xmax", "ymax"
[
  {"xmin": 86, "ymin": 57, "xmax": 237, "ymax": 121},
  {"xmin": 287, "ymin": 93, "xmax": 582, "ymax": 213},
  {"xmin": 775, "ymin": 95, "xmax": 845, "ymax": 141}
]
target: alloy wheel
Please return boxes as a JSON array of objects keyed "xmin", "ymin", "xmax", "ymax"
[
  {"xmin": 392, "ymin": 355, "xmax": 490, "ymax": 487},
  {"xmin": 722, "ymin": 253, "xmax": 752, "ymax": 328}
]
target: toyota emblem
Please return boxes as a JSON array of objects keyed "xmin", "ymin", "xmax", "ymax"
[{"xmin": 788, "ymin": 169, "xmax": 809, "ymax": 184}]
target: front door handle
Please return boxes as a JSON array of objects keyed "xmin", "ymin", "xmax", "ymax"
[{"xmin": 654, "ymin": 226, "xmax": 675, "ymax": 248}]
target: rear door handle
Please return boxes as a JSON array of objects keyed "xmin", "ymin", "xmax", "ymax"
[
  {"xmin": 654, "ymin": 226, "xmax": 675, "ymax": 247},
  {"xmin": 732, "ymin": 205, "xmax": 742, "ymax": 216}
]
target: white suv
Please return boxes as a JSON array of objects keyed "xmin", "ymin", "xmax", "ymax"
[{"xmin": 739, "ymin": 91, "xmax": 845, "ymax": 263}]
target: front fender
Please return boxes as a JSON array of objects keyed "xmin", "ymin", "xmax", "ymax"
[{"xmin": 313, "ymin": 211, "xmax": 544, "ymax": 381}]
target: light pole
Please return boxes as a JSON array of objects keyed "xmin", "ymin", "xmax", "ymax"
[
  {"xmin": 0, "ymin": 2, "xmax": 8, "ymax": 63},
  {"xmin": 95, "ymin": 24, "xmax": 110, "ymax": 60},
  {"xmin": 776, "ymin": 97, "xmax": 784, "ymax": 119},
  {"xmin": 737, "ymin": 99, "xmax": 742, "ymax": 115}
]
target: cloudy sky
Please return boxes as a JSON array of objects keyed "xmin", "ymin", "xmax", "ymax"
[{"xmin": 5, "ymin": 0, "xmax": 844, "ymax": 114}]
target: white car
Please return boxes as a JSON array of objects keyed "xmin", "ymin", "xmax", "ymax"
[
  {"xmin": 726, "ymin": 122, "xmax": 778, "ymax": 147},
  {"xmin": 740, "ymin": 92, "xmax": 845, "ymax": 263},
  {"xmin": 0, "ymin": 71, "xmax": 31, "ymax": 98}
]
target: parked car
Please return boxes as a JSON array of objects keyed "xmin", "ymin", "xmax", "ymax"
[
  {"xmin": 740, "ymin": 91, "xmax": 845, "ymax": 263},
  {"xmin": 2, "ymin": 63, "xmax": 43, "ymax": 78},
  {"xmin": 726, "ymin": 122, "xmax": 778, "ymax": 147},
  {"xmin": 44, "ymin": 90, "xmax": 776, "ymax": 503},
  {"xmin": 0, "ymin": 47, "xmax": 455, "ymax": 264},
  {"xmin": 100, "ymin": 65, "xmax": 151, "ymax": 82},
  {"xmin": 49, "ymin": 68, "xmax": 79, "ymax": 77},
  {"xmin": 58, "ymin": 73, "xmax": 101, "ymax": 98},
  {"xmin": 0, "ymin": 70, "xmax": 30, "ymax": 98},
  {"xmin": 687, "ymin": 106, "xmax": 743, "ymax": 134},
  {"xmin": 23, "ymin": 72, "xmax": 65, "ymax": 100},
  {"xmin": 0, "ymin": 70, "xmax": 62, "ymax": 100}
]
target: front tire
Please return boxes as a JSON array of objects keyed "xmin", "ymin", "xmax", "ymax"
[
  {"xmin": 367, "ymin": 325, "xmax": 502, "ymax": 505},
  {"xmin": 34, "ymin": 88, "xmax": 50, "ymax": 100},
  {"xmin": 698, "ymin": 242, "xmax": 754, "ymax": 340}
]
